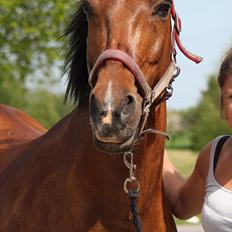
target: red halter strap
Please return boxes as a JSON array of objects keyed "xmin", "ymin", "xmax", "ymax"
[{"xmin": 171, "ymin": 1, "xmax": 203, "ymax": 63}]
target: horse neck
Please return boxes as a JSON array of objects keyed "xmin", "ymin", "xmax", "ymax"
[{"xmin": 134, "ymin": 102, "xmax": 167, "ymax": 202}]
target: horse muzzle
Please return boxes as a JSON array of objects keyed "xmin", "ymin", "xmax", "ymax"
[{"xmin": 89, "ymin": 93, "xmax": 141, "ymax": 154}]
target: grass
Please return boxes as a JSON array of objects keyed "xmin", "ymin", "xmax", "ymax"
[
  {"xmin": 166, "ymin": 149, "xmax": 198, "ymax": 177},
  {"xmin": 166, "ymin": 149, "xmax": 201, "ymax": 225}
]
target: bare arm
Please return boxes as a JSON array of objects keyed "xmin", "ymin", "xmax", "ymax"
[{"xmin": 163, "ymin": 144, "xmax": 211, "ymax": 219}]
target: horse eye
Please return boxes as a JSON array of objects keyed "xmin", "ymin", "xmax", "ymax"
[
  {"xmin": 153, "ymin": 2, "xmax": 172, "ymax": 18},
  {"xmin": 82, "ymin": 2, "xmax": 93, "ymax": 17}
]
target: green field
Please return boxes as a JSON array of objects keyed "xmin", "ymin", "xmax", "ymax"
[{"xmin": 166, "ymin": 149, "xmax": 198, "ymax": 177}]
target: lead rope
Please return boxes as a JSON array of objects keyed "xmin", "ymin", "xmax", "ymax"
[
  {"xmin": 124, "ymin": 152, "xmax": 143, "ymax": 232},
  {"xmin": 128, "ymin": 189, "xmax": 142, "ymax": 232}
]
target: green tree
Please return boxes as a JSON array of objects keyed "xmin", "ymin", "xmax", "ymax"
[
  {"xmin": 0, "ymin": 78, "xmax": 73, "ymax": 128},
  {"xmin": 0, "ymin": 77, "xmax": 27, "ymax": 108},
  {"xmin": 167, "ymin": 110, "xmax": 192, "ymax": 149},
  {"xmin": 24, "ymin": 89, "xmax": 73, "ymax": 128},
  {"xmin": 0, "ymin": 0, "xmax": 77, "ymax": 127},
  {"xmin": 0, "ymin": 0, "xmax": 76, "ymax": 84},
  {"xmin": 184, "ymin": 75, "xmax": 231, "ymax": 151}
]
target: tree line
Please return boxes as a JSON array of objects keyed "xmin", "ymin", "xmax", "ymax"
[{"xmin": 167, "ymin": 75, "xmax": 231, "ymax": 151}]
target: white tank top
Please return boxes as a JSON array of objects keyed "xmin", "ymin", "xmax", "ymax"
[{"xmin": 201, "ymin": 136, "xmax": 232, "ymax": 232}]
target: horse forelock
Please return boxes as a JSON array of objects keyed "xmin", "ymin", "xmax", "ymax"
[{"xmin": 64, "ymin": 3, "xmax": 89, "ymax": 105}]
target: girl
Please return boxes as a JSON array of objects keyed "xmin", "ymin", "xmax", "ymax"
[{"xmin": 163, "ymin": 48, "xmax": 232, "ymax": 231}]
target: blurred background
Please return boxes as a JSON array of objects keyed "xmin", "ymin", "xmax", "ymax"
[{"xmin": 0, "ymin": 0, "xmax": 231, "ymax": 227}]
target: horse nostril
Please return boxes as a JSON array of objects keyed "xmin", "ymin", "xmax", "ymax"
[
  {"xmin": 90, "ymin": 94, "xmax": 111, "ymax": 124},
  {"xmin": 100, "ymin": 111, "xmax": 107, "ymax": 117},
  {"xmin": 126, "ymin": 95, "xmax": 135, "ymax": 106},
  {"xmin": 90, "ymin": 95, "xmax": 104, "ymax": 121},
  {"xmin": 121, "ymin": 94, "xmax": 136, "ymax": 122}
]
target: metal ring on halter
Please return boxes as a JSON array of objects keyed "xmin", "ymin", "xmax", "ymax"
[{"xmin": 124, "ymin": 178, "xmax": 141, "ymax": 194}]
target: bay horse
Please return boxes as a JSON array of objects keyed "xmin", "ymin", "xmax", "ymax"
[{"xmin": 0, "ymin": 0, "xmax": 202, "ymax": 231}]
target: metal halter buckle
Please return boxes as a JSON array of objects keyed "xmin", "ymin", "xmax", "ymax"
[{"xmin": 123, "ymin": 152, "xmax": 140, "ymax": 194}]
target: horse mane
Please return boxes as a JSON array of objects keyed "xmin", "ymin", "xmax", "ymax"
[{"xmin": 64, "ymin": 3, "xmax": 89, "ymax": 104}]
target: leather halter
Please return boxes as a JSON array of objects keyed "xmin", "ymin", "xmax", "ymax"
[{"xmin": 88, "ymin": 49, "xmax": 178, "ymax": 136}]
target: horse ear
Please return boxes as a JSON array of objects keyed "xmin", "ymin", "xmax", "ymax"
[{"xmin": 64, "ymin": 5, "xmax": 89, "ymax": 104}]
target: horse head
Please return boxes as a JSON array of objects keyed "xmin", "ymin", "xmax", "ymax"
[{"xmin": 65, "ymin": 0, "xmax": 176, "ymax": 154}]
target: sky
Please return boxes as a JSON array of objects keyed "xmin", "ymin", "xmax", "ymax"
[{"xmin": 167, "ymin": 0, "xmax": 232, "ymax": 110}]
